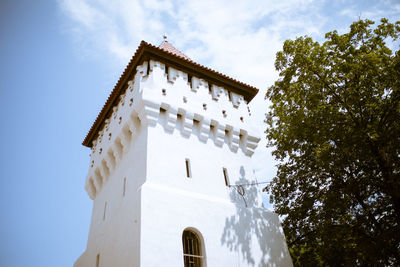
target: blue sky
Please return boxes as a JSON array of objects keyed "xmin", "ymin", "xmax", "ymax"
[{"xmin": 0, "ymin": 0, "xmax": 398, "ymax": 266}]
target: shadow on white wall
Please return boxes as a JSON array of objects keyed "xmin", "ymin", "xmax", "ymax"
[{"xmin": 221, "ymin": 166, "xmax": 292, "ymax": 267}]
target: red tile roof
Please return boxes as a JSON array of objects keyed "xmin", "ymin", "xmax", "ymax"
[
  {"xmin": 82, "ymin": 40, "xmax": 259, "ymax": 147},
  {"xmin": 158, "ymin": 40, "xmax": 190, "ymax": 60}
]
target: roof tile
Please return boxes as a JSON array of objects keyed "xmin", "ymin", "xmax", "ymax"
[
  {"xmin": 158, "ymin": 40, "xmax": 190, "ymax": 60},
  {"xmin": 82, "ymin": 40, "xmax": 259, "ymax": 147}
]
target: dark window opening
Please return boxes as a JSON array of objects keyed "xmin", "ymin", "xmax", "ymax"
[
  {"xmin": 223, "ymin": 168, "xmax": 229, "ymax": 186},
  {"xmin": 182, "ymin": 230, "xmax": 203, "ymax": 267},
  {"xmin": 185, "ymin": 158, "xmax": 191, "ymax": 178},
  {"xmin": 96, "ymin": 253, "xmax": 100, "ymax": 267}
]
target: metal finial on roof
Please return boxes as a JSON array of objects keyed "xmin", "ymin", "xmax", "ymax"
[{"xmin": 163, "ymin": 34, "xmax": 167, "ymax": 41}]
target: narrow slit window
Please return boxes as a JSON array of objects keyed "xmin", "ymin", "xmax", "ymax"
[
  {"xmin": 96, "ymin": 253, "xmax": 100, "ymax": 267},
  {"xmin": 223, "ymin": 168, "xmax": 229, "ymax": 186},
  {"xmin": 123, "ymin": 177, "xmax": 127, "ymax": 197},
  {"xmin": 185, "ymin": 158, "xmax": 191, "ymax": 178},
  {"xmin": 103, "ymin": 202, "xmax": 107, "ymax": 221}
]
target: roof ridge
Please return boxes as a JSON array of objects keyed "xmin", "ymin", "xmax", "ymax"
[
  {"xmin": 82, "ymin": 40, "xmax": 259, "ymax": 147},
  {"xmin": 158, "ymin": 40, "xmax": 190, "ymax": 60}
]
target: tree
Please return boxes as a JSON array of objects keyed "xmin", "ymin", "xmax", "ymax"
[{"xmin": 265, "ymin": 19, "xmax": 400, "ymax": 266}]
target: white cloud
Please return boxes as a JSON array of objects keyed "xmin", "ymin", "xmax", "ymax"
[
  {"xmin": 59, "ymin": 0, "xmax": 328, "ymax": 67},
  {"xmin": 59, "ymin": 0, "xmax": 400, "ymax": 209},
  {"xmin": 339, "ymin": 0, "xmax": 400, "ymax": 23}
]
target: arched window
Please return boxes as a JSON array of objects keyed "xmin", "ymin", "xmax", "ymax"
[{"xmin": 182, "ymin": 229, "xmax": 204, "ymax": 267}]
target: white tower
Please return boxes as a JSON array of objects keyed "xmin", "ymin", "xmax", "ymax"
[{"xmin": 75, "ymin": 40, "xmax": 293, "ymax": 267}]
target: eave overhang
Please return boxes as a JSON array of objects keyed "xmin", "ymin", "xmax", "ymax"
[{"xmin": 82, "ymin": 41, "xmax": 259, "ymax": 147}]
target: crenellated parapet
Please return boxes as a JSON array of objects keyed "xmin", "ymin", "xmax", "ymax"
[{"xmin": 85, "ymin": 60, "xmax": 260, "ymax": 200}]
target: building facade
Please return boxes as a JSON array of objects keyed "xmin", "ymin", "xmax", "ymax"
[{"xmin": 75, "ymin": 40, "xmax": 293, "ymax": 267}]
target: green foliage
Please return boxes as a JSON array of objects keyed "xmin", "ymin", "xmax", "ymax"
[{"xmin": 265, "ymin": 19, "xmax": 400, "ymax": 266}]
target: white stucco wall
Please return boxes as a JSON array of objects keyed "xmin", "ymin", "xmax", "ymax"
[
  {"xmin": 75, "ymin": 124, "xmax": 147, "ymax": 267},
  {"xmin": 75, "ymin": 59, "xmax": 293, "ymax": 267}
]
